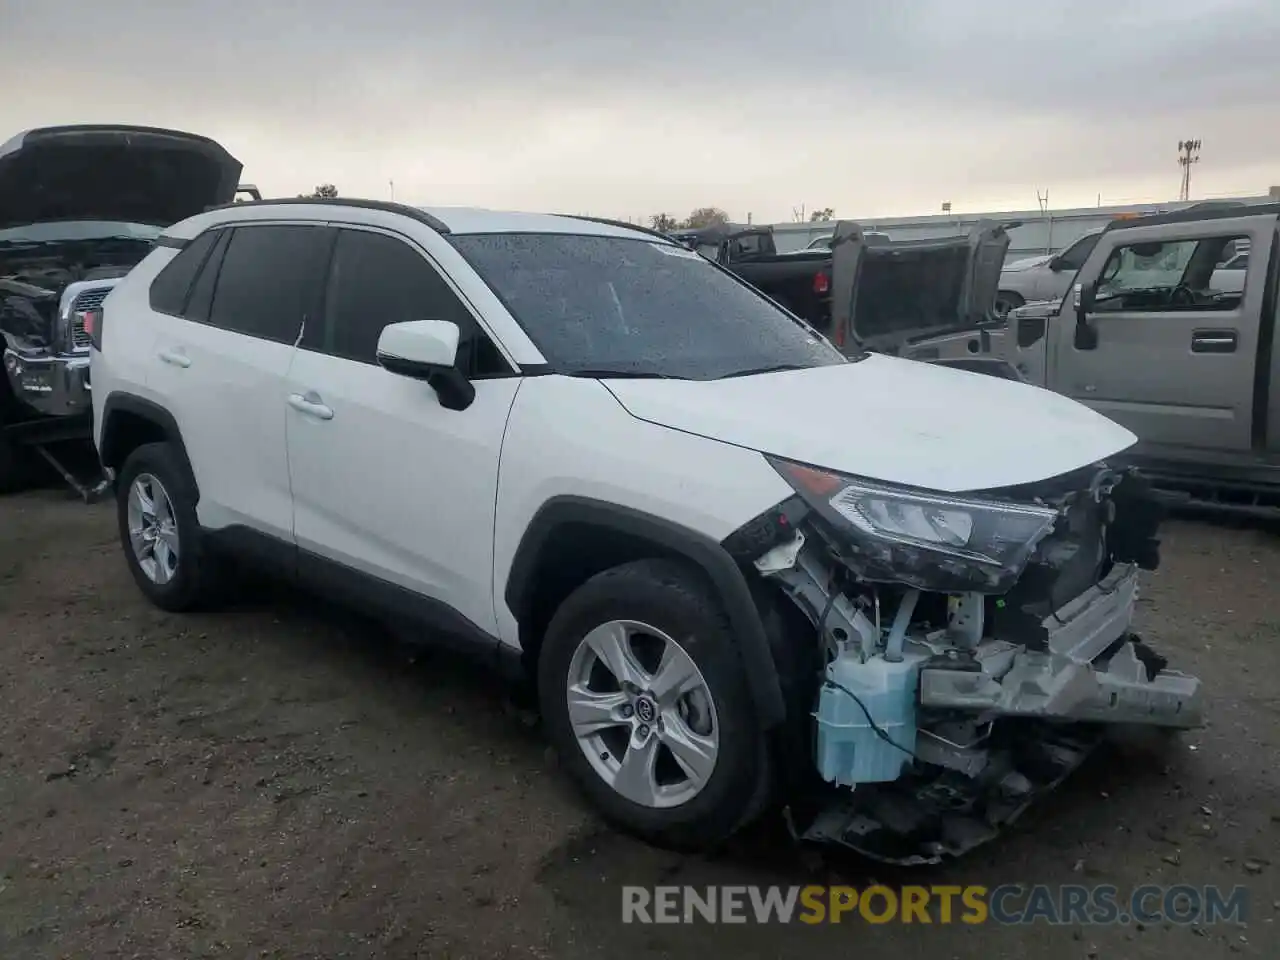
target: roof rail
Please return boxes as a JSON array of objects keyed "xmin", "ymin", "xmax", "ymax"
[
  {"xmin": 202, "ymin": 196, "xmax": 452, "ymax": 234},
  {"xmin": 565, "ymin": 214, "xmax": 678, "ymax": 243}
]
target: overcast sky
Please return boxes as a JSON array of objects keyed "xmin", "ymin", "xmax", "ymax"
[{"xmin": 4, "ymin": 0, "xmax": 1277, "ymax": 223}]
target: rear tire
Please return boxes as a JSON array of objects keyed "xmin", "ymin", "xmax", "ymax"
[
  {"xmin": 538, "ymin": 558, "xmax": 771, "ymax": 850},
  {"xmin": 115, "ymin": 442, "xmax": 221, "ymax": 612}
]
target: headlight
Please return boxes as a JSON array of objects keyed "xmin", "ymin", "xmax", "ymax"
[{"xmin": 768, "ymin": 456, "xmax": 1059, "ymax": 593}]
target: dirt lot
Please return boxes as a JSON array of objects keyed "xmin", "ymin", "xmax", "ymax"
[{"xmin": 1, "ymin": 488, "xmax": 1277, "ymax": 959}]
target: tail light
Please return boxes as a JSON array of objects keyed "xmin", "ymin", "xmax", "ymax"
[
  {"xmin": 80, "ymin": 309, "xmax": 103, "ymax": 351},
  {"xmin": 812, "ymin": 270, "xmax": 830, "ymax": 295}
]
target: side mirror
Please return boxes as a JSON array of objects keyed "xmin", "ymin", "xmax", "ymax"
[
  {"xmin": 1073, "ymin": 283, "xmax": 1098, "ymax": 351},
  {"xmin": 376, "ymin": 320, "xmax": 476, "ymax": 411},
  {"xmin": 1048, "ymin": 256, "xmax": 1065, "ymax": 272}
]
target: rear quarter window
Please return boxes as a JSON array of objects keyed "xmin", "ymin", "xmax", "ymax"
[{"xmin": 148, "ymin": 231, "xmax": 219, "ymax": 316}]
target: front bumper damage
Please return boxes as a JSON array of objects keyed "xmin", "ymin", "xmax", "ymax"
[{"xmin": 746, "ymin": 464, "xmax": 1202, "ymax": 865}]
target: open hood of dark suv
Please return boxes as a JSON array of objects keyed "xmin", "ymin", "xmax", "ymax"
[
  {"xmin": 829, "ymin": 218, "xmax": 1010, "ymax": 353},
  {"xmin": 0, "ymin": 125, "xmax": 243, "ymax": 230}
]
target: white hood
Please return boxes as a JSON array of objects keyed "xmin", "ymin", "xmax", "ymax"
[
  {"xmin": 1001, "ymin": 254, "xmax": 1053, "ymax": 272},
  {"xmin": 603, "ymin": 355, "xmax": 1137, "ymax": 493}
]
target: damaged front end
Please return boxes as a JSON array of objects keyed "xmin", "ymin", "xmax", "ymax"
[{"xmin": 734, "ymin": 458, "xmax": 1201, "ymax": 865}]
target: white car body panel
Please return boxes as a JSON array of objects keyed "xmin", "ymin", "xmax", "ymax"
[
  {"xmin": 154, "ymin": 322, "xmax": 297, "ymax": 540},
  {"xmin": 92, "ymin": 256, "xmax": 173, "ymax": 448},
  {"xmin": 490, "ymin": 375, "xmax": 793, "ymax": 646},
  {"xmin": 603, "ymin": 355, "xmax": 1137, "ymax": 493},
  {"xmin": 285, "ymin": 347, "xmax": 521, "ymax": 637}
]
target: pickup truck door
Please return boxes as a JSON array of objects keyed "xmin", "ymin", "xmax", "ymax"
[{"xmin": 1052, "ymin": 214, "xmax": 1277, "ymax": 453}]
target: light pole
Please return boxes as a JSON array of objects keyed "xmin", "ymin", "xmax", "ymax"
[
  {"xmin": 389, "ymin": 179, "xmax": 395, "ymax": 202},
  {"xmin": 1178, "ymin": 139, "xmax": 1201, "ymax": 201}
]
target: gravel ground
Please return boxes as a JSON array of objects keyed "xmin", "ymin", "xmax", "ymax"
[{"xmin": 0, "ymin": 488, "xmax": 1277, "ymax": 959}]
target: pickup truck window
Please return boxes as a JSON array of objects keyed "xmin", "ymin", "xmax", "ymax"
[
  {"xmin": 1057, "ymin": 232, "xmax": 1100, "ymax": 271},
  {"xmin": 1094, "ymin": 233, "xmax": 1248, "ymax": 313},
  {"xmin": 728, "ymin": 234, "xmax": 770, "ymax": 260},
  {"xmin": 448, "ymin": 233, "xmax": 845, "ymax": 380}
]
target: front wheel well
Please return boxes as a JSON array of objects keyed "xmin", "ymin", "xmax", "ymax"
[
  {"xmin": 513, "ymin": 522, "xmax": 687, "ymax": 686},
  {"xmin": 994, "ymin": 289, "xmax": 1026, "ymax": 316},
  {"xmin": 505, "ymin": 499, "xmax": 788, "ymax": 728}
]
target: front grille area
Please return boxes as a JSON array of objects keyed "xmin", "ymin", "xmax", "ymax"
[{"xmin": 69, "ymin": 287, "xmax": 111, "ymax": 349}]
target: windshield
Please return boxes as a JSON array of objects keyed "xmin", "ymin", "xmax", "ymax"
[
  {"xmin": 0, "ymin": 220, "xmax": 162, "ymax": 246},
  {"xmin": 447, "ymin": 233, "xmax": 846, "ymax": 379}
]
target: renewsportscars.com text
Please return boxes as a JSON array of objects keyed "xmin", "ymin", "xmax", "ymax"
[{"xmin": 621, "ymin": 884, "xmax": 1250, "ymax": 926}]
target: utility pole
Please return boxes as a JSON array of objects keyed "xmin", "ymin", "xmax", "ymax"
[
  {"xmin": 389, "ymin": 179, "xmax": 395, "ymax": 202},
  {"xmin": 1037, "ymin": 190, "xmax": 1051, "ymax": 253},
  {"xmin": 1177, "ymin": 139, "xmax": 1201, "ymax": 201}
]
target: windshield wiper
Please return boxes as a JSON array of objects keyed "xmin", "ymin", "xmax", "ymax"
[
  {"xmin": 564, "ymin": 368, "xmax": 677, "ymax": 379},
  {"xmin": 717, "ymin": 363, "xmax": 811, "ymax": 379},
  {"xmin": 0, "ymin": 235, "xmax": 154, "ymax": 250}
]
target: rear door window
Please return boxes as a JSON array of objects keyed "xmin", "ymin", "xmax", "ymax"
[{"xmin": 206, "ymin": 225, "xmax": 332, "ymax": 344}]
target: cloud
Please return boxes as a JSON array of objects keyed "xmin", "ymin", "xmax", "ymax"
[{"xmin": 3, "ymin": 0, "xmax": 1276, "ymax": 220}]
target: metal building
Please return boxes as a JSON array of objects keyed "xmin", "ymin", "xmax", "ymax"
[{"xmin": 767, "ymin": 190, "xmax": 1280, "ymax": 262}]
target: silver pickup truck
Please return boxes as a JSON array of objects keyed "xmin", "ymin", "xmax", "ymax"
[{"xmin": 901, "ymin": 202, "xmax": 1280, "ymax": 517}]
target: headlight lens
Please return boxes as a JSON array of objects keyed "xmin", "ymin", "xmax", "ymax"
[{"xmin": 768, "ymin": 457, "xmax": 1060, "ymax": 591}]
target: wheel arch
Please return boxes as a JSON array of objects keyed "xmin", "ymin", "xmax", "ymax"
[
  {"xmin": 504, "ymin": 496, "xmax": 786, "ymax": 729},
  {"xmin": 99, "ymin": 392, "xmax": 199, "ymax": 500}
]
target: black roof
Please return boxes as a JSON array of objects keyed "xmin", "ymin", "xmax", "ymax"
[{"xmin": 1106, "ymin": 201, "xmax": 1280, "ymax": 233}]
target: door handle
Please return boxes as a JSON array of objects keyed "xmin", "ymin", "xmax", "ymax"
[
  {"xmin": 288, "ymin": 391, "xmax": 334, "ymax": 420},
  {"xmin": 1190, "ymin": 330, "xmax": 1237, "ymax": 354},
  {"xmin": 157, "ymin": 349, "xmax": 191, "ymax": 368}
]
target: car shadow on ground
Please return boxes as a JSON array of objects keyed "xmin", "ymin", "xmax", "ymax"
[{"xmin": 226, "ymin": 574, "xmax": 1200, "ymax": 915}]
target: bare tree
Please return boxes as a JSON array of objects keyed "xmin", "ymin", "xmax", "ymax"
[{"xmin": 649, "ymin": 213, "xmax": 680, "ymax": 232}]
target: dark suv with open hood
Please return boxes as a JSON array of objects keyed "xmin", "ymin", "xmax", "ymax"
[{"xmin": 0, "ymin": 125, "xmax": 244, "ymax": 491}]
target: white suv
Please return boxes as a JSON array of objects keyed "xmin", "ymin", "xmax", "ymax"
[{"xmin": 90, "ymin": 198, "xmax": 1202, "ymax": 863}]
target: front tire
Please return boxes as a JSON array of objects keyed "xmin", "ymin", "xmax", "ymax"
[
  {"xmin": 538, "ymin": 559, "xmax": 771, "ymax": 850},
  {"xmin": 115, "ymin": 442, "xmax": 220, "ymax": 611}
]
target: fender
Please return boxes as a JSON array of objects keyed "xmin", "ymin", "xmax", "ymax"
[
  {"xmin": 99, "ymin": 392, "xmax": 199, "ymax": 499},
  {"xmin": 505, "ymin": 495, "xmax": 786, "ymax": 728}
]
